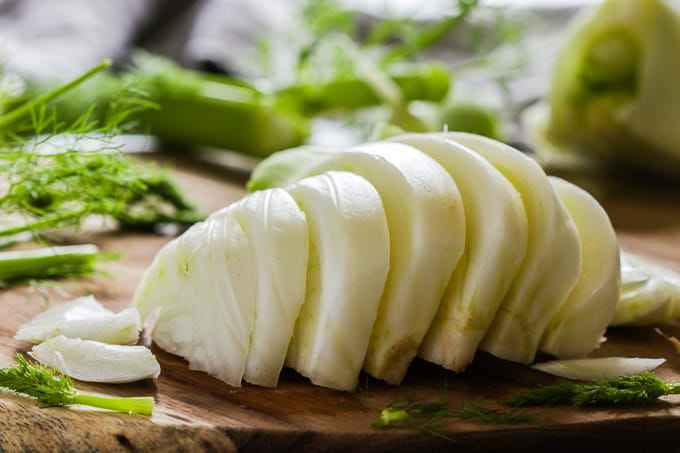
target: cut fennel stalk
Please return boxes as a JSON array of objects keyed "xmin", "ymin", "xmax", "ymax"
[
  {"xmin": 0, "ymin": 244, "xmax": 101, "ymax": 285},
  {"xmin": 285, "ymin": 171, "xmax": 390, "ymax": 391},
  {"xmin": 0, "ymin": 354, "xmax": 154, "ymax": 415}
]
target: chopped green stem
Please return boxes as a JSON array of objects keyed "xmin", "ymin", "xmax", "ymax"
[
  {"xmin": 0, "ymin": 244, "xmax": 100, "ymax": 284},
  {"xmin": 0, "ymin": 355, "xmax": 154, "ymax": 415},
  {"xmin": 508, "ymin": 372, "xmax": 680, "ymax": 407},
  {"xmin": 372, "ymin": 407, "xmax": 409, "ymax": 428},
  {"xmin": 0, "ymin": 60, "xmax": 111, "ymax": 131},
  {"xmin": 73, "ymin": 394, "xmax": 155, "ymax": 415}
]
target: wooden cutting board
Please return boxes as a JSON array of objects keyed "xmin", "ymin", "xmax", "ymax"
[{"xmin": 2, "ymin": 154, "xmax": 680, "ymax": 453}]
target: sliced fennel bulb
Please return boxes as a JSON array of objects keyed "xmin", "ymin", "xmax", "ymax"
[
  {"xmin": 540, "ymin": 177, "xmax": 620, "ymax": 358},
  {"xmin": 15, "ymin": 295, "xmax": 141, "ymax": 345},
  {"xmin": 137, "ymin": 131, "xmax": 637, "ymax": 391},
  {"xmin": 391, "ymin": 134, "xmax": 528, "ymax": 372},
  {"xmin": 285, "ymin": 171, "xmax": 390, "ymax": 391},
  {"xmin": 437, "ymin": 132, "xmax": 582, "ymax": 365},
  {"xmin": 29, "ymin": 335, "xmax": 160, "ymax": 383}
]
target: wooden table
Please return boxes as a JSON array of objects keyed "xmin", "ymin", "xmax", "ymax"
[{"xmin": 1, "ymin": 153, "xmax": 680, "ymax": 453}]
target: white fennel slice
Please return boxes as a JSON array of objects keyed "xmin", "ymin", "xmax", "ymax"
[
  {"xmin": 15, "ymin": 295, "xmax": 141, "ymax": 345},
  {"xmin": 438, "ymin": 132, "xmax": 581, "ymax": 364},
  {"xmin": 540, "ymin": 177, "xmax": 620, "ymax": 358},
  {"xmin": 532, "ymin": 357, "xmax": 666, "ymax": 381},
  {"xmin": 218, "ymin": 188, "xmax": 309, "ymax": 387},
  {"xmin": 285, "ymin": 171, "xmax": 390, "ymax": 391},
  {"xmin": 29, "ymin": 335, "xmax": 160, "ymax": 383}
]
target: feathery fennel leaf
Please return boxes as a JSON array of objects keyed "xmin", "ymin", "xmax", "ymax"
[
  {"xmin": 0, "ymin": 61, "xmax": 202, "ymax": 238},
  {"xmin": 358, "ymin": 384, "xmax": 550, "ymax": 441},
  {"xmin": 508, "ymin": 372, "xmax": 680, "ymax": 407}
]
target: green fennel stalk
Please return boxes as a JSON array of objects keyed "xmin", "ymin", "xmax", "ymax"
[{"xmin": 0, "ymin": 354, "xmax": 154, "ymax": 415}]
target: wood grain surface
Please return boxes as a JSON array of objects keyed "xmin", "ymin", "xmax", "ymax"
[{"xmin": 1, "ymin": 153, "xmax": 680, "ymax": 453}]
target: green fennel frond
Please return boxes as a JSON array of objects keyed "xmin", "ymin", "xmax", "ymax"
[
  {"xmin": 359, "ymin": 384, "xmax": 550, "ymax": 442},
  {"xmin": 0, "ymin": 61, "xmax": 202, "ymax": 239},
  {"xmin": 508, "ymin": 372, "xmax": 680, "ymax": 407},
  {"xmin": 0, "ymin": 354, "xmax": 154, "ymax": 415}
]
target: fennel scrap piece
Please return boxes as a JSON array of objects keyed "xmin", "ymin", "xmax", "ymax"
[
  {"xmin": 531, "ymin": 357, "xmax": 665, "ymax": 382},
  {"xmin": 29, "ymin": 335, "xmax": 160, "ymax": 384},
  {"xmin": 612, "ymin": 252, "xmax": 680, "ymax": 326},
  {"xmin": 14, "ymin": 294, "xmax": 141, "ymax": 345},
  {"xmin": 0, "ymin": 354, "xmax": 154, "ymax": 415}
]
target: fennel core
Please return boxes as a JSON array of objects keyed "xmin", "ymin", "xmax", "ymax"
[{"xmin": 0, "ymin": 354, "xmax": 154, "ymax": 415}]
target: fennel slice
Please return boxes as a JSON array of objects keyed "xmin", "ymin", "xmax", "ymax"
[
  {"xmin": 285, "ymin": 171, "xmax": 390, "ymax": 391},
  {"xmin": 540, "ymin": 177, "xmax": 620, "ymax": 358},
  {"xmin": 15, "ymin": 295, "xmax": 141, "ymax": 345},
  {"xmin": 439, "ymin": 132, "xmax": 581, "ymax": 365},
  {"xmin": 224, "ymin": 188, "xmax": 309, "ymax": 388},
  {"xmin": 178, "ymin": 214, "xmax": 256, "ymax": 387},
  {"xmin": 29, "ymin": 335, "xmax": 160, "ymax": 383},
  {"xmin": 613, "ymin": 252, "xmax": 680, "ymax": 326},
  {"xmin": 532, "ymin": 357, "xmax": 666, "ymax": 382}
]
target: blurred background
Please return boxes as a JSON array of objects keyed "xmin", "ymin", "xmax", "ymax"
[{"xmin": 1, "ymin": 0, "xmax": 679, "ymax": 182}]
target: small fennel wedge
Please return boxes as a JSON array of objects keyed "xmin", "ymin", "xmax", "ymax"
[
  {"xmin": 134, "ymin": 214, "xmax": 256, "ymax": 386},
  {"xmin": 531, "ymin": 357, "xmax": 665, "ymax": 382},
  {"xmin": 285, "ymin": 171, "xmax": 390, "ymax": 391},
  {"xmin": 437, "ymin": 132, "xmax": 581, "ymax": 365},
  {"xmin": 390, "ymin": 134, "xmax": 528, "ymax": 372},
  {"xmin": 15, "ymin": 295, "xmax": 141, "ymax": 345},
  {"xmin": 306, "ymin": 142, "xmax": 465, "ymax": 385},
  {"xmin": 218, "ymin": 188, "xmax": 308, "ymax": 387},
  {"xmin": 540, "ymin": 177, "xmax": 620, "ymax": 358},
  {"xmin": 29, "ymin": 335, "xmax": 160, "ymax": 384}
]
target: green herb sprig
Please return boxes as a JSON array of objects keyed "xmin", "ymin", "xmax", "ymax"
[
  {"xmin": 0, "ymin": 354, "xmax": 154, "ymax": 415},
  {"xmin": 508, "ymin": 372, "xmax": 680, "ymax": 408},
  {"xmin": 0, "ymin": 61, "xmax": 203, "ymax": 239},
  {"xmin": 360, "ymin": 386, "xmax": 550, "ymax": 442}
]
